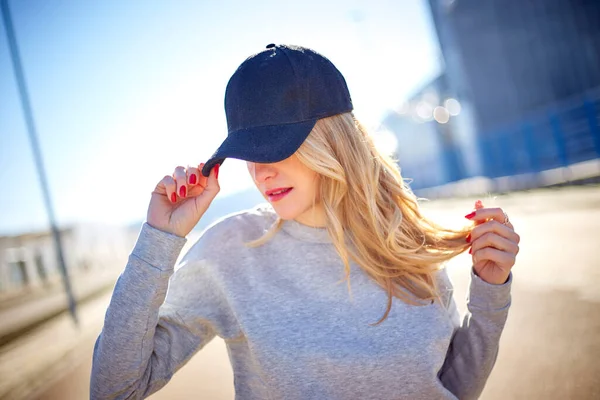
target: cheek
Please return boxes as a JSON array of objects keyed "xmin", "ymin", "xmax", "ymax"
[
  {"xmin": 301, "ymin": 174, "xmax": 319, "ymax": 201},
  {"xmin": 308, "ymin": 173, "xmax": 319, "ymax": 192},
  {"xmin": 247, "ymin": 163, "xmax": 255, "ymax": 179}
]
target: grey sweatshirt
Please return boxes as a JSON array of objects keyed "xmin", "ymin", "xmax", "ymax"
[{"xmin": 90, "ymin": 203, "xmax": 512, "ymax": 400}]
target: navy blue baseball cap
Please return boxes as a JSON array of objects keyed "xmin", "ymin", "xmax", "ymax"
[{"xmin": 201, "ymin": 44, "xmax": 353, "ymax": 177}]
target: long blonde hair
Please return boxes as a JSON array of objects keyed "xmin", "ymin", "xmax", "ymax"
[{"xmin": 246, "ymin": 112, "xmax": 471, "ymax": 325}]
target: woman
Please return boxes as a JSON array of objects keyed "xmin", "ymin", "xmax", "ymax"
[{"xmin": 90, "ymin": 44, "xmax": 520, "ymax": 400}]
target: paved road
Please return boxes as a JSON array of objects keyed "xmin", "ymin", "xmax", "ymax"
[{"xmin": 36, "ymin": 186, "xmax": 600, "ymax": 399}]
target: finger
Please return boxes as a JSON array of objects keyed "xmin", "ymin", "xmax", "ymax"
[
  {"xmin": 465, "ymin": 206, "xmax": 507, "ymax": 224},
  {"xmin": 173, "ymin": 166, "xmax": 188, "ymax": 199},
  {"xmin": 187, "ymin": 166, "xmax": 200, "ymax": 186},
  {"xmin": 473, "ymin": 200, "xmax": 485, "ymax": 226},
  {"xmin": 504, "ymin": 219, "xmax": 515, "ymax": 232},
  {"xmin": 153, "ymin": 175, "xmax": 177, "ymax": 203},
  {"xmin": 472, "ymin": 247, "xmax": 516, "ymax": 268},
  {"xmin": 471, "ymin": 220, "xmax": 520, "ymax": 244},
  {"xmin": 471, "ymin": 231, "xmax": 519, "ymax": 255},
  {"xmin": 204, "ymin": 163, "xmax": 220, "ymax": 194},
  {"xmin": 197, "ymin": 163, "xmax": 208, "ymax": 188},
  {"xmin": 185, "ymin": 163, "xmax": 209, "ymax": 198}
]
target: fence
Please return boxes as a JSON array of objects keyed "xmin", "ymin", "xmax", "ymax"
[{"xmin": 409, "ymin": 88, "xmax": 600, "ymax": 193}]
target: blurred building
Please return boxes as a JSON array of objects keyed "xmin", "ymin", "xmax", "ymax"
[
  {"xmin": 0, "ymin": 228, "xmax": 73, "ymax": 293},
  {"xmin": 429, "ymin": 0, "xmax": 600, "ymax": 131},
  {"xmin": 380, "ymin": 73, "xmax": 471, "ymax": 189},
  {"xmin": 0, "ymin": 224, "xmax": 137, "ymax": 346},
  {"xmin": 427, "ymin": 0, "xmax": 600, "ymax": 179},
  {"xmin": 0, "ymin": 224, "xmax": 133, "ymax": 295}
]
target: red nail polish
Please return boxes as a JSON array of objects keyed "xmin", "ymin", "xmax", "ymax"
[
  {"xmin": 170, "ymin": 192, "xmax": 176, "ymax": 203},
  {"xmin": 468, "ymin": 247, "xmax": 472, "ymax": 254},
  {"xmin": 189, "ymin": 174, "xmax": 197, "ymax": 185},
  {"xmin": 465, "ymin": 211, "xmax": 476, "ymax": 219},
  {"xmin": 180, "ymin": 186, "xmax": 186, "ymax": 198},
  {"xmin": 215, "ymin": 164, "xmax": 220, "ymax": 179},
  {"xmin": 466, "ymin": 233, "xmax": 471, "ymax": 243}
]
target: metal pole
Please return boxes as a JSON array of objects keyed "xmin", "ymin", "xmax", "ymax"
[{"xmin": 1, "ymin": 0, "xmax": 78, "ymax": 325}]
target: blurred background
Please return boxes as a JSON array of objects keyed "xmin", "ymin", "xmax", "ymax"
[{"xmin": 0, "ymin": 0, "xmax": 598, "ymax": 399}]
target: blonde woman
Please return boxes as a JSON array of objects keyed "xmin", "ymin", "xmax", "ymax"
[{"xmin": 91, "ymin": 44, "xmax": 520, "ymax": 400}]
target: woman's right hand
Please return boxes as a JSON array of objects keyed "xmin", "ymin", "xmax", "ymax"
[{"xmin": 146, "ymin": 163, "xmax": 220, "ymax": 237}]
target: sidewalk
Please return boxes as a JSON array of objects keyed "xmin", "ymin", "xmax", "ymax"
[
  {"xmin": 0, "ymin": 268, "xmax": 120, "ymax": 347},
  {"xmin": 415, "ymin": 159, "xmax": 600, "ymax": 199},
  {"xmin": 0, "ymin": 288, "xmax": 112, "ymax": 399}
]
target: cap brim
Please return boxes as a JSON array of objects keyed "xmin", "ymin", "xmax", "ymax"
[{"xmin": 201, "ymin": 119, "xmax": 317, "ymax": 177}]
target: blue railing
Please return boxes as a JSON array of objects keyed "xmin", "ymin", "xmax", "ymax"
[
  {"xmin": 480, "ymin": 91, "xmax": 600, "ymax": 179},
  {"xmin": 407, "ymin": 88, "xmax": 600, "ymax": 190}
]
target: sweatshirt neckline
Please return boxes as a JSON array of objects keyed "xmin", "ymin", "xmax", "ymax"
[{"xmin": 281, "ymin": 218, "xmax": 333, "ymax": 244}]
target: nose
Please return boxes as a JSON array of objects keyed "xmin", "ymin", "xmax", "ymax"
[{"xmin": 248, "ymin": 162, "xmax": 277, "ymax": 183}]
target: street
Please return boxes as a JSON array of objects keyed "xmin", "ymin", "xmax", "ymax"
[{"xmin": 37, "ymin": 186, "xmax": 600, "ymax": 399}]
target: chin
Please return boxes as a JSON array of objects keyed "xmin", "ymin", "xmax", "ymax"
[{"xmin": 270, "ymin": 204, "xmax": 304, "ymax": 220}]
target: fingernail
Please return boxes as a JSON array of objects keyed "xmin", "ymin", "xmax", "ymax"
[
  {"xmin": 189, "ymin": 174, "xmax": 197, "ymax": 185},
  {"xmin": 466, "ymin": 233, "xmax": 471, "ymax": 243},
  {"xmin": 215, "ymin": 164, "xmax": 220, "ymax": 179},
  {"xmin": 180, "ymin": 186, "xmax": 186, "ymax": 198},
  {"xmin": 465, "ymin": 211, "xmax": 476, "ymax": 219},
  {"xmin": 170, "ymin": 192, "xmax": 176, "ymax": 203},
  {"xmin": 468, "ymin": 247, "xmax": 472, "ymax": 254}
]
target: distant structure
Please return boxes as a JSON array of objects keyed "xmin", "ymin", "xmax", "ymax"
[
  {"xmin": 428, "ymin": 0, "xmax": 600, "ymax": 133},
  {"xmin": 0, "ymin": 224, "xmax": 137, "ymax": 345},
  {"xmin": 379, "ymin": 73, "xmax": 470, "ymax": 189},
  {"xmin": 382, "ymin": 0, "xmax": 600, "ymax": 191},
  {"xmin": 426, "ymin": 0, "xmax": 600, "ymax": 179},
  {"xmin": 0, "ymin": 224, "xmax": 133, "ymax": 294}
]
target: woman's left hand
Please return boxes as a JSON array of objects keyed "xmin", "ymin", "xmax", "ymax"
[{"xmin": 464, "ymin": 200, "xmax": 520, "ymax": 285}]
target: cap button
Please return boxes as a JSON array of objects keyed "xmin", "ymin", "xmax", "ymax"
[{"xmin": 266, "ymin": 43, "xmax": 276, "ymax": 49}]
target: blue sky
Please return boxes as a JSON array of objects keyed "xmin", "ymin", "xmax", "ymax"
[{"xmin": 0, "ymin": 0, "xmax": 441, "ymax": 234}]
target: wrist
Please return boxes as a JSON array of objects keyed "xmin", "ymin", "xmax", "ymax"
[
  {"xmin": 132, "ymin": 223, "xmax": 187, "ymax": 271},
  {"xmin": 472, "ymin": 267, "xmax": 510, "ymax": 285},
  {"xmin": 146, "ymin": 220, "xmax": 187, "ymax": 238}
]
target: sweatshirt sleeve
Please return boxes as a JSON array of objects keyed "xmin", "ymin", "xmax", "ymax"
[
  {"xmin": 90, "ymin": 223, "xmax": 239, "ymax": 400},
  {"xmin": 438, "ymin": 267, "xmax": 512, "ymax": 400}
]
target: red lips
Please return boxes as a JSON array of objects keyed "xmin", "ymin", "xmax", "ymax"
[{"xmin": 265, "ymin": 187, "xmax": 293, "ymax": 196}]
